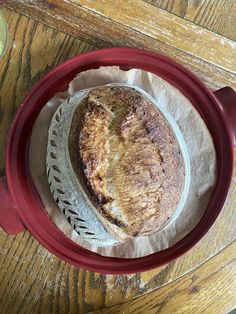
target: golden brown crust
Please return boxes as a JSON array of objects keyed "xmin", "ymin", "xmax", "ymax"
[
  {"xmin": 79, "ymin": 86, "xmax": 185, "ymax": 238},
  {"xmin": 68, "ymin": 96, "xmax": 128, "ymax": 242}
]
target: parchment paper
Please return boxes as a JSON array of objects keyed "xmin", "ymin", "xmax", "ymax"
[{"xmin": 29, "ymin": 66, "xmax": 217, "ymax": 258}]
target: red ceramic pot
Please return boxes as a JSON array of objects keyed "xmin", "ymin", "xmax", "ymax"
[{"xmin": 0, "ymin": 48, "xmax": 235, "ymax": 274}]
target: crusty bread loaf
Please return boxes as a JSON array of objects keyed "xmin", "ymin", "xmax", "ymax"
[
  {"xmin": 78, "ymin": 86, "xmax": 185, "ymax": 240},
  {"xmin": 68, "ymin": 97, "xmax": 129, "ymax": 242}
]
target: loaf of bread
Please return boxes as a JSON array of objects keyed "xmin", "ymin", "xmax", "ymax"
[{"xmin": 77, "ymin": 86, "xmax": 185, "ymax": 240}]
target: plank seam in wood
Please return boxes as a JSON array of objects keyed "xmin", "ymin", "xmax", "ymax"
[
  {"xmin": 143, "ymin": 0, "xmax": 235, "ymax": 42},
  {"xmin": 92, "ymin": 239, "xmax": 236, "ymax": 313},
  {"xmin": 78, "ymin": 0, "xmax": 236, "ymax": 73},
  {"xmin": 1, "ymin": 2, "xmax": 235, "ymax": 80}
]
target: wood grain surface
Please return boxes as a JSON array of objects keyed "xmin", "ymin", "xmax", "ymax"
[
  {"xmin": 0, "ymin": 3, "xmax": 236, "ymax": 314},
  {"xmin": 145, "ymin": 0, "xmax": 236, "ymax": 41},
  {"xmin": 98, "ymin": 240, "xmax": 236, "ymax": 314},
  {"xmin": 1, "ymin": 0, "xmax": 236, "ymax": 91},
  {"xmin": 78, "ymin": 0, "xmax": 236, "ymax": 72}
]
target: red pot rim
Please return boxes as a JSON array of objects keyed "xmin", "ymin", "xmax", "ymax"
[{"xmin": 5, "ymin": 48, "xmax": 233, "ymax": 274}]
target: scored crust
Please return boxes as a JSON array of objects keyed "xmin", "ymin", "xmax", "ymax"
[
  {"xmin": 68, "ymin": 97, "xmax": 128, "ymax": 242},
  {"xmin": 76, "ymin": 86, "xmax": 185, "ymax": 240}
]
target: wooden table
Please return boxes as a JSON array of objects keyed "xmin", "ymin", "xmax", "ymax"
[{"xmin": 0, "ymin": 1, "xmax": 236, "ymax": 313}]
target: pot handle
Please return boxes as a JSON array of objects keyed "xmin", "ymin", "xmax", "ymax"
[
  {"xmin": 0, "ymin": 176, "xmax": 26, "ymax": 235},
  {"xmin": 213, "ymin": 87, "xmax": 236, "ymax": 147}
]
